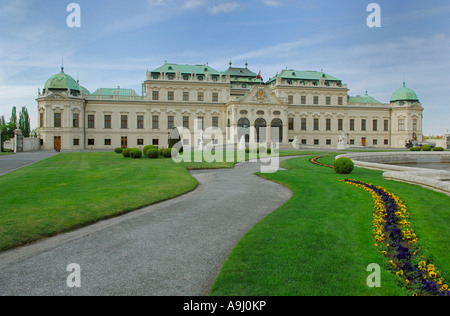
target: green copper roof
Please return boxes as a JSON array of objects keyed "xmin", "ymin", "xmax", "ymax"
[
  {"xmin": 79, "ymin": 85, "xmax": 90, "ymax": 95},
  {"xmin": 151, "ymin": 62, "xmax": 221, "ymax": 76},
  {"xmin": 44, "ymin": 67, "xmax": 80, "ymax": 91},
  {"xmin": 348, "ymin": 92, "xmax": 382, "ymax": 104},
  {"xmin": 91, "ymin": 87, "xmax": 139, "ymax": 97},
  {"xmin": 267, "ymin": 69, "xmax": 342, "ymax": 84},
  {"xmin": 390, "ymin": 83, "xmax": 419, "ymax": 102}
]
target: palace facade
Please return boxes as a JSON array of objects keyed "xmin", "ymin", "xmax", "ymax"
[{"xmin": 36, "ymin": 62, "xmax": 424, "ymax": 150}]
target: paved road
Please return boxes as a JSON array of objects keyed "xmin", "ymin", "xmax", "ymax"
[
  {"xmin": 0, "ymin": 151, "xmax": 58, "ymax": 176},
  {"xmin": 0, "ymin": 156, "xmax": 294, "ymax": 296}
]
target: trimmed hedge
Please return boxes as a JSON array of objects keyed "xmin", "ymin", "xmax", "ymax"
[
  {"xmin": 114, "ymin": 147, "xmax": 123, "ymax": 154},
  {"xmin": 422, "ymin": 145, "xmax": 432, "ymax": 151},
  {"xmin": 161, "ymin": 148, "xmax": 174, "ymax": 158},
  {"xmin": 334, "ymin": 157, "xmax": 354, "ymax": 174},
  {"xmin": 410, "ymin": 147, "xmax": 421, "ymax": 151},
  {"xmin": 122, "ymin": 148, "xmax": 132, "ymax": 158},
  {"xmin": 130, "ymin": 148, "xmax": 142, "ymax": 159},
  {"xmin": 143, "ymin": 145, "xmax": 158, "ymax": 155},
  {"xmin": 433, "ymin": 147, "xmax": 444, "ymax": 151},
  {"xmin": 146, "ymin": 148, "xmax": 159, "ymax": 159}
]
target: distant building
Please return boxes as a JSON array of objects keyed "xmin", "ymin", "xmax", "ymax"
[{"xmin": 36, "ymin": 62, "xmax": 424, "ymax": 150}]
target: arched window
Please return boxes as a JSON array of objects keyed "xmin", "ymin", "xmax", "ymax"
[
  {"xmin": 255, "ymin": 118, "xmax": 267, "ymax": 143},
  {"xmin": 237, "ymin": 118, "xmax": 250, "ymax": 143},
  {"xmin": 271, "ymin": 119, "xmax": 283, "ymax": 143}
]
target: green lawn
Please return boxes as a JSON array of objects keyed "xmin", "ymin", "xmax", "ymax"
[
  {"xmin": 0, "ymin": 152, "xmax": 198, "ymax": 251},
  {"xmin": 210, "ymin": 155, "xmax": 450, "ymax": 296},
  {"xmin": 0, "ymin": 150, "xmax": 329, "ymax": 252}
]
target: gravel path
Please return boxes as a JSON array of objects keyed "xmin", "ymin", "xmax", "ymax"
[{"xmin": 0, "ymin": 156, "xmax": 294, "ymax": 296}]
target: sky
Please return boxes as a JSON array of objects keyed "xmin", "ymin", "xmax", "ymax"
[{"xmin": 0, "ymin": 0, "xmax": 449, "ymax": 135}]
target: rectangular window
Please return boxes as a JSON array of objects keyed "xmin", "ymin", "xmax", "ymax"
[
  {"xmin": 137, "ymin": 139, "xmax": 144, "ymax": 146},
  {"xmin": 338, "ymin": 119, "xmax": 343, "ymax": 131},
  {"xmin": 197, "ymin": 117, "xmax": 204, "ymax": 130},
  {"xmin": 73, "ymin": 113, "xmax": 79, "ymax": 128},
  {"xmin": 384, "ymin": 139, "xmax": 389, "ymax": 145},
  {"xmin": 338, "ymin": 97, "xmax": 343, "ymax": 105},
  {"xmin": 361, "ymin": 119, "xmax": 367, "ymax": 131},
  {"xmin": 413, "ymin": 119, "xmax": 417, "ymax": 131},
  {"xmin": 105, "ymin": 139, "xmax": 112, "ymax": 146},
  {"xmin": 104, "ymin": 115, "xmax": 111, "ymax": 129},
  {"xmin": 198, "ymin": 92, "xmax": 204, "ymax": 102},
  {"xmin": 326, "ymin": 118, "xmax": 331, "ymax": 131},
  {"xmin": 183, "ymin": 116, "xmax": 189, "ymax": 129},
  {"xmin": 54, "ymin": 113, "xmax": 62, "ymax": 128},
  {"xmin": 313, "ymin": 96, "xmax": 319, "ymax": 105},
  {"xmin": 152, "ymin": 116, "xmax": 159, "ymax": 129},
  {"xmin": 326, "ymin": 96, "xmax": 331, "ymax": 105},
  {"xmin": 398, "ymin": 119, "xmax": 405, "ymax": 131},
  {"xmin": 326, "ymin": 139, "xmax": 332, "ymax": 145},
  {"xmin": 384, "ymin": 120, "xmax": 389, "ymax": 132},
  {"xmin": 183, "ymin": 91, "xmax": 189, "ymax": 101},
  {"xmin": 314, "ymin": 118, "xmax": 319, "ymax": 131},
  {"xmin": 121, "ymin": 115, "xmax": 128, "ymax": 129},
  {"xmin": 301, "ymin": 96, "xmax": 306, "ymax": 105},
  {"xmin": 40, "ymin": 113, "xmax": 44, "ymax": 127},
  {"xmin": 168, "ymin": 116, "xmax": 174, "ymax": 130},
  {"xmin": 73, "ymin": 138, "xmax": 79, "ymax": 146},
  {"xmin": 152, "ymin": 139, "xmax": 159, "ymax": 146},
  {"xmin": 212, "ymin": 117, "xmax": 219, "ymax": 128},
  {"xmin": 288, "ymin": 95, "xmax": 294, "ymax": 105},
  {"xmin": 288, "ymin": 117, "xmax": 294, "ymax": 130},
  {"xmin": 350, "ymin": 139, "xmax": 355, "ymax": 145},
  {"xmin": 314, "ymin": 139, "xmax": 319, "ymax": 145},
  {"xmin": 152, "ymin": 91, "xmax": 159, "ymax": 101},
  {"xmin": 301, "ymin": 139, "xmax": 307, "ymax": 145},
  {"xmin": 137, "ymin": 115, "xmax": 144, "ymax": 129},
  {"xmin": 88, "ymin": 115, "xmax": 95, "ymax": 129},
  {"xmin": 301, "ymin": 118, "xmax": 307, "ymax": 131},
  {"xmin": 212, "ymin": 93, "xmax": 219, "ymax": 102},
  {"xmin": 168, "ymin": 91, "xmax": 174, "ymax": 101},
  {"xmin": 88, "ymin": 139, "xmax": 95, "ymax": 146},
  {"xmin": 373, "ymin": 139, "xmax": 378, "ymax": 145},
  {"xmin": 373, "ymin": 119, "xmax": 378, "ymax": 131},
  {"xmin": 350, "ymin": 119, "xmax": 355, "ymax": 131}
]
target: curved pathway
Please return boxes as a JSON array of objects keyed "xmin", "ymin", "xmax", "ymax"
[{"xmin": 0, "ymin": 156, "xmax": 294, "ymax": 296}]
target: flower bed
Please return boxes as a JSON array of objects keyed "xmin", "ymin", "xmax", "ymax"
[
  {"xmin": 341, "ymin": 179, "xmax": 449, "ymax": 296},
  {"xmin": 309, "ymin": 156, "xmax": 334, "ymax": 169}
]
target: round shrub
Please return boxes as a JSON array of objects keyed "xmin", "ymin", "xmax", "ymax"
[
  {"xmin": 410, "ymin": 146, "xmax": 421, "ymax": 151},
  {"xmin": 161, "ymin": 148, "xmax": 174, "ymax": 158},
  {"xmin": 422, "ymin": 145, "xmax": 432, "ymax": 151},
  {"xmin": 267, "ymin": 148, "xmax": 271, "ymax": 154},
  {"xmin": 143, "ymin": 145, "xmax": 158, "ymax": 155},
  {"xmin": 122, "ymin": 148, "xmax": 132, "ymax": 158},
  {"xmin": 333, "ymin": 157, "xmax": 354, "ymax": 174},
  {"xmin": 130, "ymin": 148, "xmax": 142, "ymax": 159},
  {"xmin": 245, "ymin": 148, "xmax": 250, "ymax": 153},
  {"xmin": 146, "ymin": 148, "xmax": 159, "ymax": 159},
  {"xmin": 114, "ymin": 147, "xmax": 123, "ymax": 154},
  {"xmin": 433, "ymin": 147, "xmax": 444, "ymax": 151}
]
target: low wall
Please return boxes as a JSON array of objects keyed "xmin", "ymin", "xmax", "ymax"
[{"xmin": 336, "ymin": 152, "xmax": 450, "ymax": 196}]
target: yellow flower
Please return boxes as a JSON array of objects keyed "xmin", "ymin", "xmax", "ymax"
[
  {"xmin": 429, "ymin": 271, "xmax": 437, "ymax": 279},
  {"xmin": 441, "ymin": 284, "xmax": 448, "ymax": 291},
  {"xmin": 396, "ymin": 270, "xmax": 404, "ymax": 276}
]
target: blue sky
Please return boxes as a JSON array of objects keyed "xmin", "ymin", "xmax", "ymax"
[{"xmin": 0, "ymin": 0, "xmax": 449, "ymax": 135}]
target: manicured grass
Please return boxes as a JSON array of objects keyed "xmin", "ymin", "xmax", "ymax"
[
  {"xmin": 210, "ymin": 155, "xmax": 450, "ymax": 296},
  {"xmin": 0, "ymin": 152, "xmax": 14, "ymax": 156},
  {"xmin": 0, "ymin": 152, "xmax": 197, "ymax": 251}
]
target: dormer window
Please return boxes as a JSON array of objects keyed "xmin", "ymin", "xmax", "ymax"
[{"xmin": 168, "ymin": 74, "xmax": 174, "ymax": 80}]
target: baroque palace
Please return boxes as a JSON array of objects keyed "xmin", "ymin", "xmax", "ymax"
[{"xmin": 36, "ymin": 62, "xmax": 424, "ymax": 150}]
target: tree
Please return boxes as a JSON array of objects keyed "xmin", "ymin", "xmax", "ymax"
[
  {"xmin": 0, "ymin": 116, "xmax": 5, "ymax": 126},
  {"xmin": 18, "ymin": 107, "xmax": 31, "ymax": 137},
  {"xmin": 10, "ymin": 106, "xmax": 17, "ymax": 125}
]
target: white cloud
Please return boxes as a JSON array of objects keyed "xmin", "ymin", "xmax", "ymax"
[
  {"xmin": 262, "ymin": 0, "xmax": 281, "ymax": 7},
  {"xmin": 208, "ymin": 2, "xmax": 240, "ymax": 15},
  {"xmin": 183, "ymin": 0, "xmax": 207, "ymax": 9},
  {"xmin": 147, "ymin": 0, "xmax": 170, "ymax": 6}
]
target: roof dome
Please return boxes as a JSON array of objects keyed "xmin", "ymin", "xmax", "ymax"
[
  {"xmin": 390, "ymin": 82, "xmax": 419, "ymax": 102},
  {"xmin": 43, "ymin": 67, "xmax": 80, "ymax": 92}
]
